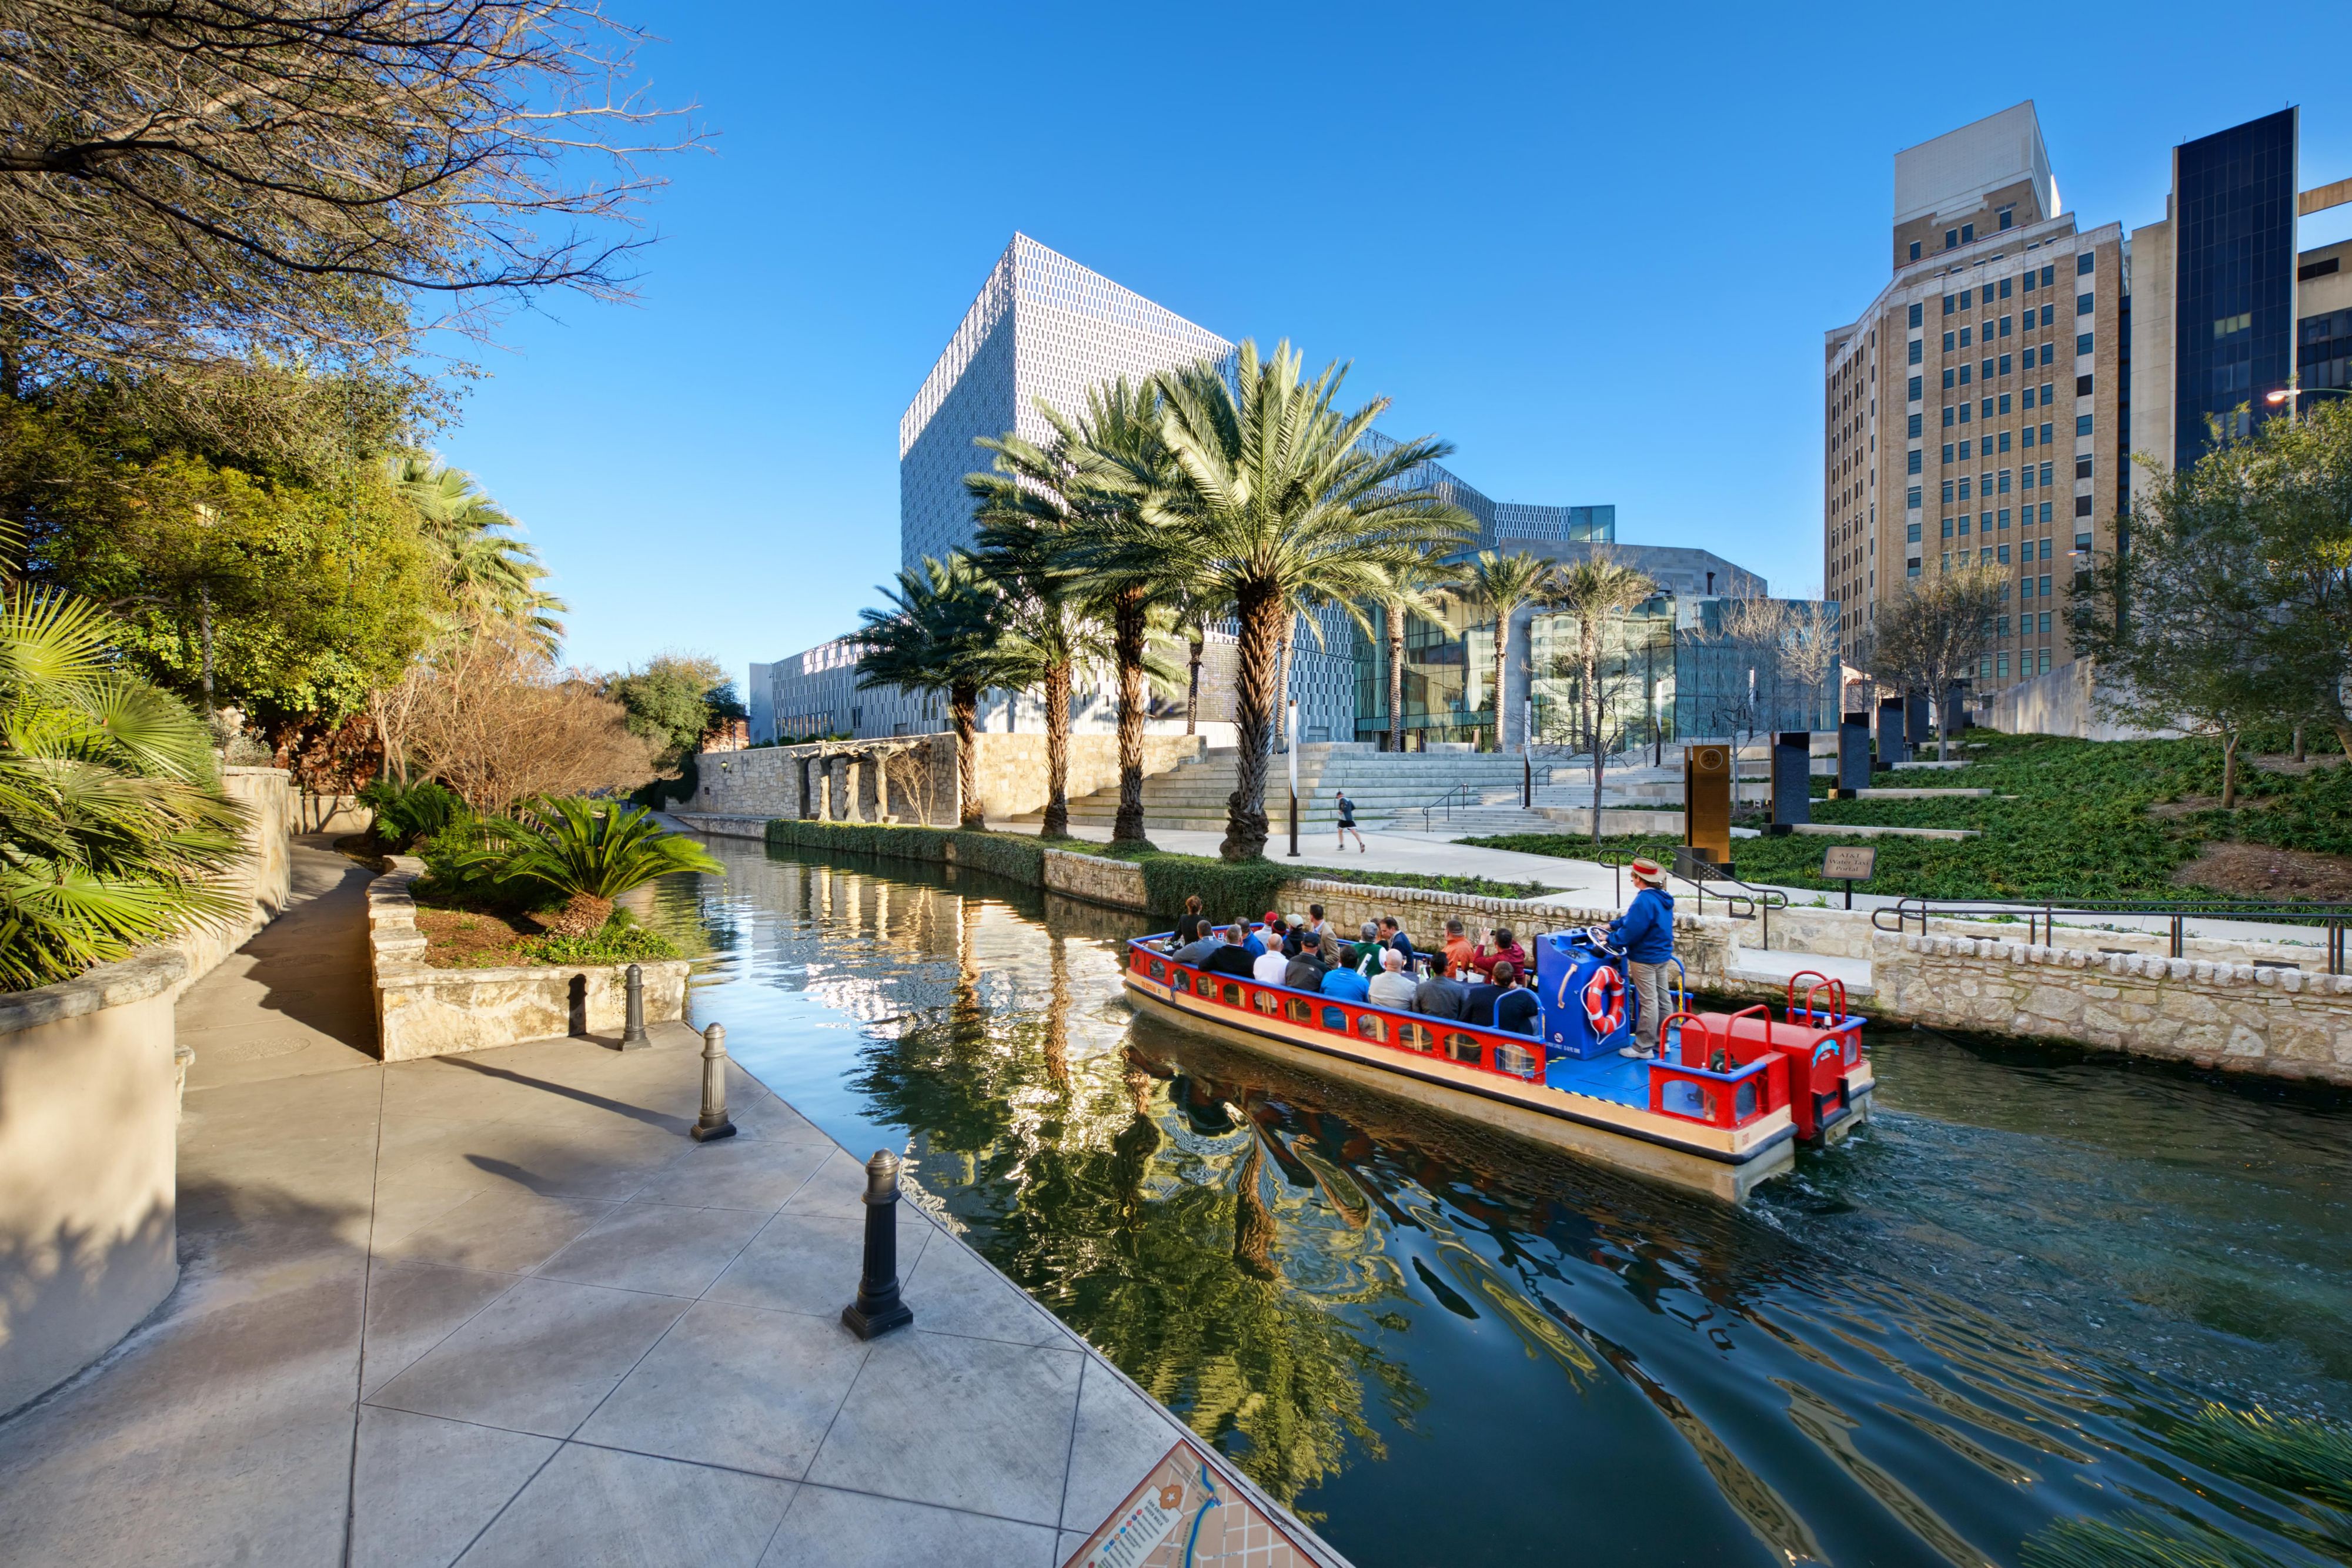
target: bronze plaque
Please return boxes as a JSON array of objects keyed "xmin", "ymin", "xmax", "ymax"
[
  {"xmin": 1822, "ymin": 845, "xmax": 1877, "ymax": 881},
  {"xmin": 1683, "ymin": 744, "xmax": 1732, "ymax": 868}
]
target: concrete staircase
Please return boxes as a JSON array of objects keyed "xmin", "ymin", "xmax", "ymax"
[{"xmin": 1006, "ymin": 743, "xmax": 1539, "ymax": 834}]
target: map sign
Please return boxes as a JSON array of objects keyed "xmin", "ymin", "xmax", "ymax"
[{"xmin": 1063, "ymin": 1438, "xmax": 1317, "ymax": 1568}]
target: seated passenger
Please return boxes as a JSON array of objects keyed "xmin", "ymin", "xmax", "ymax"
[
  {"xmin": 1170, "ymin": 919, "xmax": 1219, "ymax": 967},
  {"xmin": 1490, "ymin": 962, "xmax": 1541, "ymax": 1037},
  {"xmin": 1354, "ymin": 921, "xmax": 1381, "ymax": 972},
  {"xmin": 1378, "ymin": 917, "xmax": 1416, "ymax": 970},
  {"xmin": 1252, "ymin": 937, "xmax": 1290, "ymax": 986},
  {"xmin": 1439, "ymin": 918, "xmax": 1476, "ymax": 979},
  {"xmin": 1414, "ymin": 969, "xmax": 1469, "ymax": 1021},
  {"xmin": 1202, "ymin": 924, "xmax": 1258, "ymax": 979},
  {"xmin": 1284, "ymin": 937, "xmax": 1328, "ymax": 992},
  {"xmin": 1242, "ymin": 920, "xmax": 1269, "ymax": 958},
  {"xmin": 1320, "ymin": 945, "xmax": 1371, "ymax": 1001},
  {"xmin": 1366, "ymin": 947, "xmax": 1419, "ymax": 1009},
  {"xmin": 1468, "ymin": 926, "xmax": 1526, "ymax": 981}
]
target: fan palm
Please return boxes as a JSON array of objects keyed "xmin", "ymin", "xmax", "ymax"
[
  {"xmin": 1464, "ymin": 550, "xmax": 1567, "ymax": 753},
  {"xmin": 855, "ymin": 556, "xmax": 1004, "ymax": 830},
  {"xmin": 0, "ymin": 581, "xmax": 247, "ymax": 991},
  {"xmin": 1141, "ymin": 342, "xmax": 1475, "ymax": 859},
  {"xmin": 392, "ymin": 456, "xmax": 568, "ymax": 655},
  {"xmin": 1368, "ymin": 557, "xmax": 1467, "ymax": 753},
  {"xmin": 457, "ymin": 795, "xmax": 722, "ymax": 934},
  {"xmin": 1549, "ymin": 554, "xmax": 1658, "ymax": 839}
]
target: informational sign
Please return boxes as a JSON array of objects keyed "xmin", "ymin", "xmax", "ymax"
[
  {"xmin": 1065, "ymin": 1439, "xmax": 1317, "ymax": 1568},
  {"xmin": 1683, "ymin": 744, "xmax": 1733, "ymax": 870},
  {"xmin": 1821, "ymin": 845, "xmax": 1877, "ymax": 881}
]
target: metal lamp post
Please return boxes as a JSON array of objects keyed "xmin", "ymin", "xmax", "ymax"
[{"xmin": 1285, "ymin": 700, "xmax": 1299, "ymax": 858}]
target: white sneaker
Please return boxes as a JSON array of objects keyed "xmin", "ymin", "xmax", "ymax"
[{"xmin": 1617, "ymin": 1045, "xmax": 1655, "ymax": 1059}]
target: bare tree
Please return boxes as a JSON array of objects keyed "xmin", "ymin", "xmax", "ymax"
[
  {"xmin": 0, "ymin": 0, "xmax": 703, "ymax": 387},
  {"xmin": 1547, "ymin": 553, "xmax": 1655, "ymax": 840},
  {"xmin": 397, "ymin": 623, "xmax": 660, "ymax": 814},
  {"xmin": 1869, "ymin": 567, "xmax": 2006, "ymax": 760}
]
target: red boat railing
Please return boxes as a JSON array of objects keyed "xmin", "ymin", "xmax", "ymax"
[
  {"xmin": 1652, "ymin": 1008, "xmax": 1789, "ymax": 1131},
  {"xmin": 1128, "ymin": 935, "xmax": 1785, "ymax": 1135}
]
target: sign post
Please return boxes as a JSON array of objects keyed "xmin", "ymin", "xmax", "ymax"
[{"xmin": 1820, "ymin": 844, "xmax": 1876, "ymax": 909}]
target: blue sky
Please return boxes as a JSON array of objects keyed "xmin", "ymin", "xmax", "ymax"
[{"xmin": 436, "ymin": 2, "xmax": 2352, "ymax": 694}]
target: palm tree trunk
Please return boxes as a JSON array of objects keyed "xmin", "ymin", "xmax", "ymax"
[
  {"xmin": 1112, "ymin": 589, "xmax": 1148, "ymax": 843},
  {"xmin": 1184, "ymin": 623, "xmax": 1204, "ymax": 736},
  {"xmin": 1386, "ymin": 606, "xmax": 1405, "ymax": 753},
  {"xmin": 1492, "ymin": 606, "xmax": 1511, "ymax": 754},
  {"xmin": 951, "ymin": 682, "xmax": 983, "ymax": 830},
  {"xmin": 1583, "ymin": 619, "xmax": 1603, "ymax": 843},
  {"xmin": 1221, "ymin": 583, "xmax": 1281, "ymax": 861},
  {"xmin": 1041, "ymin": 660, "xmax": 1072, "ymax": 838},
  {"xmin": 1274, "ymin": 618, "xmax": 1292, "ymax": 755}
]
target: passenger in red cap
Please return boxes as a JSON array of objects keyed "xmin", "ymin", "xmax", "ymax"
[{"xmin": 1605, "ymin": 858, "xmax": 1675, "ymax": 1058}]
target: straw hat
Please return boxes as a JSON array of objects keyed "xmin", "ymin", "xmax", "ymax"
[{"xmin": 1629, "ymin": 856, "xmax": 1665, "ymax": 885}]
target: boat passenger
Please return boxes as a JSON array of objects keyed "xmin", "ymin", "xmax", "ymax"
[
  {"xmin": 1414, "ymin": 969, "xmax": 1469, "ymax": 1021},
  {"xmin": 1355, "ymin": 924, "xmax": 1382, "ymax": 975},
  {"xmin": 1439, "ymin": 919, "xmax": 1477, "ymax": 979},
  {"xmin": 1320, "ymin": 946, "xmax": 1371, "ymax": 1001},
  {"xmin": 1202, "ymin": 925, "xmax": 1258, "ymax": 979},
  {"xmin": 1608, "ymin": 858, "xmax": 1675, "ymax": 1061},
  {"xmin": 1170, "ymin": 919, "xmax": 1219, "ymax": 967},
  {"xmin": 1367, "ymin": 947, "xmax": 1418, "ymax": 1009},
  {"xmin": 1251, "ymin": 938, "xmax": 1291, "ymax": 987},
  {"xmin": 1378, "ymin": 917, "xmax": 1416, "ymax": 969},
  {"xmin": 1304, "ymin": 905, "xmax": 1332, "ymax": 942},
  {"xmin": 1242, "ymin": 921, "xmax": 1269, "ymax": 958},
  {"xmin": 1284, "ymin": 937, "xmax": 1328, "ymax": 992},
  {"xmin": 1492, "ymin": 963, "xmax": 1541, "ymax": 1037},
  {"xmin": 1468, "ymin": 927, "xmax": 1526, "ymax": 980}
]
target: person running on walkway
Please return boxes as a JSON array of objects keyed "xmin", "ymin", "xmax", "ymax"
[
  {"xmin": 1608, "ymin": 858, "xmax": 1676, "ymax": 1059},
  {"xmin": 1202, "ymin": 923, "xmax": 1258, "ymax": 979},
  {"xmin": 1334, "ymin": 789, "xmax": 1365, "ymax": 852},
  {"xmin": 1367, "ymin": 946, "xmax": 1418, "ymax": 1009},
  {"xmin": 1321, "ymin": 945, "xmax": 1371, "ymax": 1001}
]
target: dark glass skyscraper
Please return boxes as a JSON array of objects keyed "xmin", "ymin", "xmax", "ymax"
[{"xmin": 2172, "ymin": 108, "xmax": 2299, "ymax": 466}]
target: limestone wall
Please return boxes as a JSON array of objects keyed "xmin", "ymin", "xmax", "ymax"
[
  {"xmin": 171, "ymin": 767, "xmax": 299, "ymax": 997},
  {"xmin": 367, "ymin": 859, "xmax": 690, "ymax": 1061},
  {"xmin": 1873, "ymin": 932, "xmax": 2352, "ymax": 1085},
  {"xmin": 1746, "ymin": 902, "xmax": 2333, "ymax": 971},
  {"xmin": 690, "ymin": 733, "xmax": 1208, "ymax": 825},
  {"xmin": 1984, "ymin": 658, "xmax": 2180, "ymax": 741},
  {"xmin": 1040, "ymin": 847, "xmax": 1147, "ymax": 910}
]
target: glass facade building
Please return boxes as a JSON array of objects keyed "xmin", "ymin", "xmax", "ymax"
[{"xmin": 2172, "ymin": 108, "xmax": 2299, "ymax": 466}]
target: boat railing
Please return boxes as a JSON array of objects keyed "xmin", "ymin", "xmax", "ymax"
[
  {"xmin": 1125, "ymin": 937, "xmax": 1788, "ymax": 1136},
  {"xmin": 1870, "ymin": 897, "xmax": 2351, "ymax": 974}
]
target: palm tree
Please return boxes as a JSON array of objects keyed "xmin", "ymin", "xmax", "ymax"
[
  {"xmin": 1143, "ymin": 342, "xmax": 1475, "ymax": 860},
  {"xmin": 1369, "ymin": 557, "xmax": 1467, "ymax": 752},
  {"xmin": 0, "ymin": 579, "xmax": 246, "ymax": 990},
  {"xmin": 1549, "ymin": 554, "xmax": 1658, "ymax": 840},
  {"xmin": 855, "ymin": 556, "xmax": 1003, "ymax": 830},
  {"xmin": 1464, "ymin": 550, "xmax": 1566, "ymax": 753},
  {"xmin": 1169, "ymin": 582, "xmax": 1230, "ymax": 738},
  {"xmin": 391, "ymin": 457, "xmax": 568, "ymax": 655}
]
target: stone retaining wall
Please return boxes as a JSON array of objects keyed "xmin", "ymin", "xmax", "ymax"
[
  {"xmin": 691, "ymin": 733, "xmax": 1208, "ymax": 826},
  {"xmin": 367, "ymin": 858, "xmax": 690, "ymax": 1061},
  {"xmin": 1743, "ymin": 902, "xmax": 2332, "ymax": 971},
  {"xmin": 1041, "ymin": 847, "xmax": 1147, "ymax": 910},
  {"xmin": 1873, "ymin": 933, "xmax": 2352, "ymax": 1084}
]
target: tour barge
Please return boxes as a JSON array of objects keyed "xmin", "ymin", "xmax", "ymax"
[{"xmin": 1121, "ymin": 931, "xmax": 1873, "ymax": 1202}]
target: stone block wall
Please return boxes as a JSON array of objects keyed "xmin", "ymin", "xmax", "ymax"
[
  {"xmin": 690, "ymin": 733, "xmax": 1207, "ymax": 826},
  {"xmin": 1041, "ymin": 848, "xmax": 1147, "ymax": 910},
  {"xmin": 1873, "ymin": 932, "xmax": 2352, "ymax": 1085},
  {"xmin": 172, "ymin": 767, "xmax": 299, "ymax": 997}
]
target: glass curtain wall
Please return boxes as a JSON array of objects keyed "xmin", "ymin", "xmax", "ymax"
[
  {"xmin": 1528, "ymin": 603, "xmax": 1677, "ymax": 759},
  {"xmin": 1353, "ymin": 600, "xmax": 1499, "ymax": 748}
]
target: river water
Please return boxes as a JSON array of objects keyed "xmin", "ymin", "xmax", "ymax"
[{"xmin": 649, "ymin": 836, "xmax": 2352, "ymax": 1567}]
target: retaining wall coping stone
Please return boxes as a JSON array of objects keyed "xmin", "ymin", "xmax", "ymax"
[{"xmin": 0, "ymin": 949, "xmax": 192, "ymax": 1035}]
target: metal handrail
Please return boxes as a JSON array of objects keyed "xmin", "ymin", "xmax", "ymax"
[
  {"xmin": 1598, "ymin": 850, "xmax": 1789, "ymax": 948},
  {"xmin": 1873, "ymin": 896, "xmax": 2350, "ymax": 973},
  {"xmin": 1417, "ymin": 782, "xmax": 1482, "ymax": 832}
]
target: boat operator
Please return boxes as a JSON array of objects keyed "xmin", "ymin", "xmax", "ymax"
[{"xmin": 1607, "ymin": 857, "xmax": 1675, "ymax": 1061}]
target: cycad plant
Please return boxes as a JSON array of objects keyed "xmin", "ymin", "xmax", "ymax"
[
  {"xmin": 1464, "ymin": 550, "xmax": 1566, "ymax": 753},
  {"xmin": 457, "ymin": 795, "xmax": 722, "ymax": 937},
  {"xmin": 0, "ymin": 583, "xmax": 247, "ymax": 990},
  {"xmin": 1144, "ymin": 342, "xmax": 1475, "ymax": 859},
  {"xmin": 855, "ymin": 556, "xmax": 1004, "ymax": 830}
]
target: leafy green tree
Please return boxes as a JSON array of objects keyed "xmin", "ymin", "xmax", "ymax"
[
  {"xmin": 0, "ymin": 578, "xmax": 246, "ymax": 990},
  {"xmin": 1142, "ymin": 342, "xmax": 1475, "ymax": 860},
  {"xmin": 1550, "ymin": 553, "xmax": 1657, "ymax": 837},
  {"xmin": 2234, "ymin": 397, "xmax": 2352, "ymax": 760},
  {"xmin": 605, "ymin": 654, "xmax": 731, "ymax": 770},
  {"xmin": 856, "ymin": 557, "xmax": 1005, "ymax": 830}
]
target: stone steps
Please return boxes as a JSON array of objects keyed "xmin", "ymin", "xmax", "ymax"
[{"xmin": 1012, "ymin": 748, "xmax": 1543, "ymax": 830}]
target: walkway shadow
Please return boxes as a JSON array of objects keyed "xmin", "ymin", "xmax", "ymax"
[{"xmin": 440, "ymin": 1056, "xmax": 695, "ymax": 1135}]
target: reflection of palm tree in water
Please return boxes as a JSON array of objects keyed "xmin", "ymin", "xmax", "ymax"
[
  {"xmin": 1232, "ymin": 1136, "xmax": 1278, "ymax": 1280},
  {"xmin": 1043, "ymin": 935, "xmax": 1070, "ymax": 1095}
]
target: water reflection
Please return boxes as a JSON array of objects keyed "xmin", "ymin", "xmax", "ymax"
[{"xmin": 652, "ymin": 838, "xmax": 2352, "ymax": 1568}]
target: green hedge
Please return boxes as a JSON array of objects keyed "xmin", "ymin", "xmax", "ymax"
[{"xmin": 1133, "ymin": 854, "xmax": 1294, "ymax": 925}]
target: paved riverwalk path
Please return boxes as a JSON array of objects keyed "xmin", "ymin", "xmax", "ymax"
[{"xmin": 0, "ymin": 841, "xmax": 1336, "ymax": 1567}]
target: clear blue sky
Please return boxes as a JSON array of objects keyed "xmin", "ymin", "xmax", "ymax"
[{"xmin": 436, "ymin": 2, "xmax": 2352, "ymax": 695}]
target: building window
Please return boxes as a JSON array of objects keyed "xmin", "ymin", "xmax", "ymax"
[
  {"xmin": 1907, "ymin": 521, "xmax": 1922, "ymax": 543},
  {"xmin": 1942, "ymin": 406, "xmax": 1955, "ymax": 427},
  {"xmin": 1909, "ymin": 559, "xmax": 1923, "ymax": 577},
  {"xmin": 2076, "ymin": 251, "xmax": 2094, "ymax": 275},
  {"xmin": 2075, "ymin": 531, "xmax": 2092, "ymax": 550},
  {"xmin": 1907, "ymin": 302, "xmax": 1923, "ymax": 327},
  {"xmin": 2076, "ymin": 292, "xmax": 2093, "ymax": 316},
  {"xmin": 1943, "ymin": 368, "xmax": 1956, "ymax": 389},
  {"xmin": 1997, "ymin": 430, "xmax": 2011, "ymax": 453},
  {"xmin": 1946, "ymin": 229, "xmax": 1959, "ymax": 250},
  {"xmin": 2075, "ymin": 494, "xmax": 2093, "ymax": 517},
  {"xmin": 2020, "ymin": 576, "xmax": 2034, "ymax": 599},
  {"xmin": 1960, "ymin": 440, "xmax": 1972, "ymax": 460},
  {"xmin": 1960, "ymin": 364, "xmax": 1973, "ymax": 385},
  {"xmin": 2040, "ymin": 423, "xmax": 2054, "ymax": 444},
  {"xmin": 1999, "ymin": 208, "xmax": 2015, "ymax": 232},
  {"xmin": 1907, "ymin": 412, "xmax": 1922, "ymax": 437},
  {"xmin": 2022, "ymin": 465, "xmax": 2035, "ymax": 490},
  {"xmin": 1997, "ymin": 651, "xmax": 2010, "ymax": 679},
  {"xmin": 2040, "ymin": 265, "xmax": 2055, "ymax": 287},
  {"xmin": 2041, "ymin": 502, "xmax": 2053, "ymax": 523},
  {"xmin": 1910, "ymin": 240, "xmax": 1923, "ymax": 261},
  {"xmin": 2039, "ymin": 382, "xmax": 2054, "ymax": 404},
  {"xmin": 1941, "ymin": 479, "xmax": 1954, "ymax": 502},
  {"xmin": 1941, "ymin": 446, "xmax": 1954, "ymax": 467},
  {"xmin": 2076, "ymin": 335, "xmax": 2093, "ymax": 357},
  {"xmin": 1958, "ymin": 327, "xmax": 1971, "ymax": 348},
  {"xmin": 1943, "ymin": 294, "xmax": 1956, "ymax": 315},
  {"xmin": 1959, "ymin": 403, "xmax": 1972, "ymax": 424},
  {"xmin": 2076, "ymin": 414, "xmax": 2094, "ymax": 436},
  {"xmin": 1999, "ymin": 353, "xmax": 2012, "ymax": 376},
  {"xmin": 1958, "ymin": 480, "xmax": 1972, "ymax": 502},
  {"xmin": 1907, "ymin": 375, "xmax": 1922, "ymax": 402},
  {"xmin": 1943, "ymin": 330, "xmax": 1956, "ymax": 352},
  {"xmin": 1998, "ymin": 392, "xmax": 2012, "ymax": 414},
  {"xmin": 2040, "ymin": 581, "xmax": 2052, "ymax": 601},
  {"xmin": 1963, "ymin": 222, "xmax": 1975, "ymax": 243},
  {"xmin": 2074, "ymin": 455, "xmax": 2093, "ymax": 479},
  {"xmin": 2039, "ymin": 461, "xmax": 2053, "ymax": 486},
  {"xmin": 2076, "ymin": 373, "xmax": 2094, "ymax": 397},
  {"xmin": 1982, "ymin": 357, "xmax": 1995, "ymax": 380},
  {"xmin": 1906, "ymin": 449, "xmax": 1922, "ymax": 474},
  {"xmin": 2039, "ymin": 648, "xmax": 2050, "ymax": 673},
  {"xmin": 1907, "ymin": 338, "xmax": 1923, "ymax": 365},
  {"xmin": 2000, "ymin": 314, "xmax": 2012, "ymax": 336},
  {"xmin": 1906, "ymin": 484, "xmax": 1922, "ymax": 509},
  {"xmin": 1940, "ymin": 517, "xmax": 1954, "ymax": 537},
  {"xmin": 1980, "ymin": 284, "xmax": 1994, "ymax": 305},
  {"xmin": 2023, "ymin": 426, "xmax": 2036, "ymax": 449},
  {"xmin": 2041, "ymin": 305, "xmax": 2054, "ymax": 327}
]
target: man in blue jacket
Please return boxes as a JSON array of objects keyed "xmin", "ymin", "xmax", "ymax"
[{"xmin": 1606, "ymin": 857, "xmax": 1675, "ymax": 1059}]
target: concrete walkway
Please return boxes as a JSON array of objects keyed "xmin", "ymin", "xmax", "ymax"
[{"xmin": 0, "ymin": 841, "xmax": 1315, "ymax": 1568}]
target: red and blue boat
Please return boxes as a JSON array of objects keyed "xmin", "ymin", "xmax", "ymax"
[{"xmin": 1120, "ymin": 927, "xmax": 1873, "ymax": 1201}]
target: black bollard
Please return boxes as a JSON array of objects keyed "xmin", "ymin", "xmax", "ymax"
[
  {"xmin": 691, "ymin": 1023, "xmax": 736, "ymax": 1142},
  {"xmin": 619, "ymin": 962, "xmax": 649, "ymax": 1049},
  {"xmin": 841, "ymin": 1150, "xmax": 914, "ymax": 1340}
]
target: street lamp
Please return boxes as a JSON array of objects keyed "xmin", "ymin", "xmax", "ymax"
[{"xmin": 2267, "ymin": 379, "xmax": 2352, "ymax": 424}]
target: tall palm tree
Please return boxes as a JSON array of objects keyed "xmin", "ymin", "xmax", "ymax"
[
  {"xmin": 1369, "ymin": 557, "xmax": 1467, "ymax": 752},
  {"xmin": 1464, "ymin": 550, "xmax": 1566, "ymax": 753},
  {"xmin": 391, "ymin": 457, "xmax": 568, "ymax": 655},
  {"xmin": 1549, "ymin": 554, "xmax": 1658, "ymax": 839},
  {"xmin": 1142, "ymin": 342, "xmax": 1475, "ymax": 860},
  {"xmin": 0, "ymin": 578, "xmax": 246, "ymax": 989},
  {"xmin": 854, "ymin": 556, "xmax": 1003, "ymax": 830}
]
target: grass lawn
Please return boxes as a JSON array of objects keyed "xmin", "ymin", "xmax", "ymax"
[{"xmin": 1464, "ymin": 732, "xmax": 2352, "ymax": 903}]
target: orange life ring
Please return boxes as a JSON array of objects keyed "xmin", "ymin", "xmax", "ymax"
[{"xmin": 1582, "ymin": 967, "xmax": 1626, "ymax": 1035}]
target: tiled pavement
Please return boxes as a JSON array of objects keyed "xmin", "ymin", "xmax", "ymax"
[{"xmin": 0, "ymin": 843, "xmax": 1334, "ymax": 1567}]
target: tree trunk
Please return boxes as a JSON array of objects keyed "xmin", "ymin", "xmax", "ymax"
[
  {"xmin": 1274, "ymin": 618, "xmax": 1292, "ymax": 756},
  {"xmin": 2334, "ymin": 718, "xmax": 2352, "ymax": 764},
  {"xmin": 2293, "ymin": 724, "xmax": 2306, "ymax": 763},
  {"xmin": 2221, "ymin": 728, "xmax": 2240, "ymax": 811},
  {"xmin": 951, "ymin": 683, "xmax": 983, "ymax": 830},
  {"xmin": 198, "ymin": 586, "xmax": 217, "ymax": 717},
  {"xmin": 1184, "ymin": 620, "xmax": 1204, "ymax": 736},
  {"xmin": 1221, "ymin": 583, "xmax": 1281, "ymax": 861},
  {"xmin": 1041, "ymin": 660, "xmax": 1071, "ymax": 839},
  {"xmin": 1112, "ymin": 589, "xmax": 1148, "ymax": 843},
  {"xmin": 1584, "ymin": 618, "xmax": 1603, "ymax": 843},
  {"xmin": 1386, "ymin": 606, "xmax": 1405, "ymax": 754},
  {"xmin": 1493, "ymin": 607, "xmax": 1511, "ymax": 754}
]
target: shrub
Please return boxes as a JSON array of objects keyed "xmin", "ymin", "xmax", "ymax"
[
  {"xmin": 452, "ymin": 797, "xmax": 723, "ymax": 935},
  {"xmin": 1133, "ymin": 854, "xmax": 1293, "ymax": 925},
  {"xmin": 358, "ymin": 777, "xmax": 467, "ymax": 848},
  {"xmin": 530, "ymin": 920, "xmax": 681, "ymax": 965}
]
